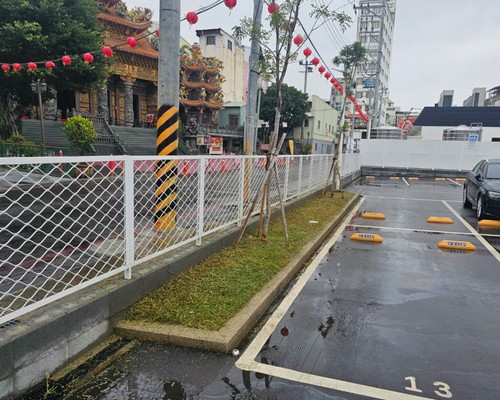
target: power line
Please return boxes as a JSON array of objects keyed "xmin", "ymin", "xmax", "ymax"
[{"xmin": 314, "ymin": 0, "xmax": 348, "ymax": 50}]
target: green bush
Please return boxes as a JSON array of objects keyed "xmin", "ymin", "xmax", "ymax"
[
  {"xmin": 62, "ymin": 116, "xmax": 97, "ymax": 155},
  {"xmin": 5, "ymin": 134, "xmax": 33, "ymax": 146}
]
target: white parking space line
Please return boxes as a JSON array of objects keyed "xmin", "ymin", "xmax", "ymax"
[
  {"xmin": 237, "ymin": 199, "xmax": 364, "ymax": 364},
  {"xmin": 402, "ymin": 177, "xmax": 410, "ymax": 186},
  {"xmin": 443, "ymin": 201, "xmax": 500, "ymax": 262},
  {"xmin": 236, "ymin": 198, "xmax": 435, "ymax": 400},
  {"xmin": 366, "ymin": 196, "xmax": 461, "ymax": 203},
  {"xmin": 348, "ymin": 224, "xmax": 488, "ymax": 237},
  {"xmin": 447, "ymin": 178, "xmax": 462, "ymax": 187},
  {"xmin": 240, "ymin": 362, "xmax": 434, "ymax": 400}
]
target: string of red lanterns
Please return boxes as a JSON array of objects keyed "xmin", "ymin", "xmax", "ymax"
[
  {"xmin": 291, "ymin": 29, "xmax": 370, "ymax": 124},
  {"xmin": 0, "ymin": 0, "xmax": 239, "ymax": 70}
]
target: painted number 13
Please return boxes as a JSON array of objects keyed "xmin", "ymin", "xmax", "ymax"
[{"xmin": 405, "ymin": 376, "xmax": 452, "ymax": 398}]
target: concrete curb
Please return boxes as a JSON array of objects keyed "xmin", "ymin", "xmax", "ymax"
[{"xmin": 115, "ymin": 193, "xmax": 361, "ymax": 353}]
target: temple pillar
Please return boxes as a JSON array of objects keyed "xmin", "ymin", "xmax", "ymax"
[
  {"xmin": 120, "ymin": 76, "xmax": 136, "ymax": 127},
  {"xmin": 124, "ymin": 82, "xmax": 134, "ymax": 127},
  {"xmin": 97, "ymin": 86, "xmax": 109, "ymax": 122}
]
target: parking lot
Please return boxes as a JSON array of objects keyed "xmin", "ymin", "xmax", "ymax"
[
  {"xmin": 236, "ymin": 176, "xmax": 500, "ymax": 399},
  {"xmin": 51, "ymin": 176, "xmax": 500, "ymax": 400}
]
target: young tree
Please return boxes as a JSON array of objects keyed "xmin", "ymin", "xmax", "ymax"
[
  {"xmin": 323, "ymin": 41, "xmax": 367, "ymax": 195},
  {"xmin": 234, "ymin": 1, "xmax": 351, "ymax": 241},
  {"xmin": 0, "ymin": 0, "xmax": 110, "ymax": 136},
  {"xmin": 332, "ymin": 41, "xmax": 367, "ymax": 157}
]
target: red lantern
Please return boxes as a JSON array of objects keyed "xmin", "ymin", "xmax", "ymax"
[
  {"xmin": 330, "ymin": 78, "xmax": 336, "ymax": 84},
  {"xmin": 324, "ymin": 72, "xmax": 331, "ymax": 79},
  {"xmin": 155, "ymin": 30, "xmax": 160, "ymax": 38},
  {"xmin": 311, "ymin": 57, "xmax": 320, "ymax": 66},
  {"xmin": 348, "ymin": 96, "xmax": 355, "ymax": 103},
  {"xmin": 293, "ymin": 35, "xmax": 303, "ymax": 46},
  {"xmin": 45, "ymin": 61, "xmax": 55, "ymax": 69},
  {"xmin": 338, "ymin": 86, "xmax": 344, "ymax": 93},
  {"xmin": 126, "ymin": 37, "xmax": 137, "ymax": 48},
  {"xmin": 186, "ymin": 11, "xmax": 198, "ymax": 25},
  {"xmin": 83, "ymin": 53, "xmax": 94, "ymax": 64},
  {"xmin": 28, "ymin": 62, "xmax": 37, "ymax": 71},
  {"xmin": 13, "ymin": 63, "xmax": 22, "ymax": 71},
  {"xmin": 62, "ymin": 56, "xmax": 72, "ymax": 66},
  {"xmin": 303, "ymin": 47, "xmax": 312, "ymax": 58},
  {"xmin": 102, "ymin": 46, "xmax": 113, "ymax": 57},
  {"xmin": 268, "ymin": 2, "xmax": 279, "ymax": 14},
  {"xmin": 224, "ymin": 0, "xmax": 237, "ymax": 9},
  {"xmin": 1, "ymin": 64, "xmax": 10, "ymax": 72},
  {"xmin": 318, "ymin": 65, "xmax": 325, "ymax": 74}
]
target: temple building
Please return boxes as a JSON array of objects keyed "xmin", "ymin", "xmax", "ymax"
[
  {"xmin": 75, "ymin": 0, "xmax": 160, "ymax": 127},
  {"xmin": 76, "ymin": 0, "xmax": 223, "ymax": 130}
]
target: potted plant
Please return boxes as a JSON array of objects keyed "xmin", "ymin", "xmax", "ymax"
[{"xmin": 62, "ymin": 116, "xmax": 97, "ymax": 177}]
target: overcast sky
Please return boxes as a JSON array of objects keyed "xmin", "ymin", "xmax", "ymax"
[{"xmin": 125, "ymin": 0, "xmax": 500, "ymax": 111}]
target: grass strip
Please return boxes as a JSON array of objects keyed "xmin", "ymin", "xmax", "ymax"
[{"xmin": 125, "ymin": 192, "xmax": 354, "ymax": 331}]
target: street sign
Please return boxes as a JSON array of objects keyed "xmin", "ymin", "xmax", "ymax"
[{"xmin": 363, "ymin": 79, "xmax": 376, "ymax": 88}]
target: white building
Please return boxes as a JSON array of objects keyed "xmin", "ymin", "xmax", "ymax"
[
  {"xmin": 353, "ymin": 0, "xmax": 397, "ymax": 127},
  {"xmin": 196, "ymin": 28, "xmax": 247, "ymax": 104},
  {"xmin": 411, "ymin": 106, "xmax": 500, "ymax": 142},
  {"xmin": 292, "ymin": 95, "xmax": 338, "ymax": 154},
  {"xmin": 463, "ymin": 88, "xmax": 486, "ymax": 107},
  {"xmin": 437, "ymin": 90, "xmax": 454, "ymax": 107}
]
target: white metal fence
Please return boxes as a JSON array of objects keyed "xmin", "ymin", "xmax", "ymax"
[
  {"xmin": 360, "ymin": 139, "xmax": 500, "ymax": 171},
  {"xmin": 0, "ymin": 153, "xmax": 359, "ymax": 324}
]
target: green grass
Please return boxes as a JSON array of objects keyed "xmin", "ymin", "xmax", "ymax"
[{"xmin": 124, "ymin": 192, "xmax": 354, "ymax": 331}]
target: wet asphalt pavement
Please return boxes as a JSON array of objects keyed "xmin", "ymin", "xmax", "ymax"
[{"xmin": 64, "ymin": 177, "xmax": 500, "ymax": 400}]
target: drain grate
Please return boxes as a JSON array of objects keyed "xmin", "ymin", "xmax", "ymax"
[
  {"xmin": 0, "ymin": 319, "xmax": 20, "ymax": 329},
  {"xmin": 19, "ymin": 337, "xmax": 132, "ymax": 399}
]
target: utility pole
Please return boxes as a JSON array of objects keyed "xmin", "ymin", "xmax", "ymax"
[
  {"xmin": 244, "ymin": 0, "xmax": 263, "ymax": 155},
  {"xmin": 155, "ymin": 0, "xmax": 180, "ymax": 231},
  {"xmin": 299, "ymin": 59, "xmax": 313, "ymax": 153}
]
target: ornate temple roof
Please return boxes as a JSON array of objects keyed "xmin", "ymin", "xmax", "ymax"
[{"xmin": 98, "ymin": 0, "xmax": 158, "ymax": 64}]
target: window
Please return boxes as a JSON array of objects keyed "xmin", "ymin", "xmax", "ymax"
[
  {"xmin": 317, "ymin": 120, "xmax": 321, "ymax": 129},
  {"xmin": 227, "ymin": 40, "xmax": 233, "ymax": 51},
  {"xmin": 304, "ymin": 118, "xmax": 309, "ymax": 127},
  {"xmin": 206, "ymin": 36, "xmax": 216, "ymax": 45},
  {"xmin": 229, "ymin": 114, "xmax": 239, "ymax": 127}
]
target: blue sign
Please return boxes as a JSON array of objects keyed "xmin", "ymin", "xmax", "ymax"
[
  {"xmin": 468, "ymin": 134, "xmax": 479, "ymax": 142},
  {"xmin": 363, "ymin": 79, "xmax": 376, "ymax": 88}
]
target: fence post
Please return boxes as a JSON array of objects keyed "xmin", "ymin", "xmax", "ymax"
[
  {"xmin": 237, "ymin": 156, "xmax": 245, "ymax": 227},
  {"xmin": 308, "ymin": 155, "xmax": 314, "ymax": 191},
  {"xmin": 284, "ymin": 156, "xmax": 290, "ymax": 201},
  {"xmin": 124, "ymin": 157, "xmax": 134, "ymax": 280},
  {"xmin": 197, "ymin": 158, "xmax": 206, "ymax": 246},
  {"xmin": 298, "ymin": 156, "xmax": 303, "ymax": 196}
]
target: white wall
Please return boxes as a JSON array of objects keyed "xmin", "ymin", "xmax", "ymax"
[
  {"xmin": 360, "ymin": 139, "xmax": 500, "ymax": 171},
  {"xmin": 420, "ymin": 126, "xmax": 500, "ymax": 141}
]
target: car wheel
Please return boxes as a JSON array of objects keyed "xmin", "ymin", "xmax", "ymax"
[
  {"xmin": 463, "ymin": 185, "xmax": 472, "ymax": 208},
  {"xmin": 477, "ymin": 195, "xmax": 486, "ymax": 220}
]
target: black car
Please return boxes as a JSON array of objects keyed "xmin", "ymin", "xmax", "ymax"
[{"xmin": 463, "ymin": 159, "xmax": 500, "ymax": 219}]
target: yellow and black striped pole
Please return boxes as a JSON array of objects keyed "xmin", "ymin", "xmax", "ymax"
[
  {"xmin": 156, "ymin": 0, "xmax": 180, "ymax": 231},
  {"xmin": 155, "ymin": 104, "xmax": 179, "ymax": 231}
]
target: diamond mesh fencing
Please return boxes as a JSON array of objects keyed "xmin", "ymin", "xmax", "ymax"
[{"xmin": 0, "ymin": 153, "xmax": 355, "ymax": 324}]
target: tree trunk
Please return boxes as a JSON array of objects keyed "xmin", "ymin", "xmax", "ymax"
[{"xmin": 0, "ymin": 96, "xmax": 19, "ymax": 140}]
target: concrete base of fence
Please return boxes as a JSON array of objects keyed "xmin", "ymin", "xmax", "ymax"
[
  {"xmin": 361, "ymin": 166, "xmax": 469, "ymax": 178},
  {"xmin": 0, "ymin": 178, "xmax": 358, "ymax": 400}
]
